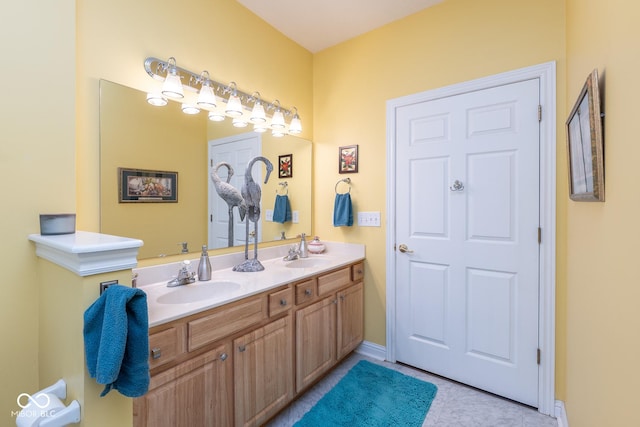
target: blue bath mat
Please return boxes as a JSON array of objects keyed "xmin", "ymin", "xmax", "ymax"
[{"xmin": 294, "ymin": 360, "xmax": 437, "ymax": 426}]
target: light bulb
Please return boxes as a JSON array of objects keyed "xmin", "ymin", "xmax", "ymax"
[
  {"xmin": 146, "ymin": 92, "xmax": 167, "ymax": 106},
  {"xmin": 181, "ymin": 104, "xmax": 200, "ymax": 115}
]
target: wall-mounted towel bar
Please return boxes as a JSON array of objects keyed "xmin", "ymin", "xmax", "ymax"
[
  {"xmin": 277, "ymin": 181, "xmax": 288, "ymax": 195},
  {"xmin": 335, "ymin": 177, "xmax": 351, "ymax": 194}
]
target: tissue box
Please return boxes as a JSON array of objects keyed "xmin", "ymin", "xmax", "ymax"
[{"xmin": 40, "ymin": 214, "xmax": 76, "ymax": 235}]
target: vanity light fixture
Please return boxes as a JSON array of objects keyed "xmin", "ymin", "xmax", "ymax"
[
  {"xmin": 270, "ymin": 100, "xmax": 286, "ymax": 130},
  {"xmin": 249, "ymin": 92, "xmax": 267, "ymax": 124},
  {"xmin": 289, "ymin": 107, "xmax": 302, "ymax": 135},
  {"xmin": 146, "ymin": 92, "xmax": 168, "ymax": 107},
  {"xmin": 253, "ymin": 124, "xmax": 268, "ymax": 133},
  {"xmin": 208, "ymin": 110, "xmax": 225, "ymax": 122},
  {"xmin": 232, "ymin": 117, "xmax": 248, "ymax": 128},
  {"xmin": 181, "ymin": 103, "xmax": 200, "ymax": 115},
  {"xmin": 144, "ymin": 56, "xmax": 302, "ymax": 135},
  {"xmin": 161, "ymin": 57, "xmax": 184, "ymax": 99},
  {"xmin": 225, "ymin": 82, "xmax": 243, "ymax": 117},
  {"xmin": 196, "ymin": 71, "xmax": 217, "ymax": 108}
]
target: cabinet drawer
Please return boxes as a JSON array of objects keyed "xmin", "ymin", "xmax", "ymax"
[
  {"xmin": 352, "ymin": 262, "xmax": 364, "ymax": 282},
  {"xmin": 295, "ymin": 278, "xmax": 317, "ymax": 305},
  {"xmin": 269, "ymin": 287, "xmax": 293, "ymax": 317},
  {"xmin": 149, "ymin": 327, "xmax": 180, "ymax": 369},
  {"xmin": 317, "ymin": 267, "xmax": 351, "ymax": 296},
  {"xmin": 188, "ymin": 296, "xmax": 265, "ymax": 351}
]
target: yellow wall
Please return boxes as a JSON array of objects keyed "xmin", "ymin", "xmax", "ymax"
[
  {"xmin": 313, "ymin": 0, "xmax": 567, "ymax": 368},
  {"xmin": 565, "ymin": 1, "xmax": 640, "ymax": 425},
  {"xmin": 0, "ymin": 0, "xmax": 76, "ymax": 423}
]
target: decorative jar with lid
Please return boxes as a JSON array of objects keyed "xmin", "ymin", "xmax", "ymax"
[{"xmin": 308, "ymin": 236, "xmax": 326, "ymax": 254}]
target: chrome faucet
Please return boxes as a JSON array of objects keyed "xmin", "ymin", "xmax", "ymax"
[{"xmin": 167, "ymin": 260, "xmax": 196, "ymax": 287}]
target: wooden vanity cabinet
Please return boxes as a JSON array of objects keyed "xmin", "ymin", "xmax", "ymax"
[
  {"xmin": 133, "ymin": 341, "xmax": 233, "ymax": 427},
  {"xmin": 233, "ymin": 315, "xmax": 293, "ymax": 427},
  {"xmin": 295, "ymin": 263, "xmax": 364, "ymax": 393},
  {"xmin": 135, "ymin": 261, "xmax": 363, "ymax": 427}
]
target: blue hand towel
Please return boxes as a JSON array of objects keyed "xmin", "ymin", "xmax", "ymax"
[
  {"xmin": 333, "ymin": 193, "xmax": 353, "ymax": 226},
  {"xmin": 273, "ymin": 194, "xmax": 292, "ymax": 223},
  {"xmin": 84, "ymin": 284, "xmax": 150, "ymax": 397}
]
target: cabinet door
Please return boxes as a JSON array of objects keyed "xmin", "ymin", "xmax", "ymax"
[
  {"xmin": 234, "ymin": 316, "xmax": 293, "ymax": 427},
  {"xmin": 295, "ymin": 296, "xmax": 336, "ymax": 393},
  {"xmin": 337, "ymin": 281, "xmax": 364, "ymax": 360},
  {"xmin": 134, "ymin": 342, "xmax": 233, "ymax": 427}
]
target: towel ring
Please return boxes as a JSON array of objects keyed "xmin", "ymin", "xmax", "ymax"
[
  {"xmin": 277, "ymin": 181, "xmax": 288, "ymax": 195},
  {"xmin": 335, "ymin": 177, "xmax": 351, "ymax": 194}
]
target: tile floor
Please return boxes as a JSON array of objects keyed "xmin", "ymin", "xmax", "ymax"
[{"xmin": 267, "ymin": 353, "xmax": 558, "ymax": 427}]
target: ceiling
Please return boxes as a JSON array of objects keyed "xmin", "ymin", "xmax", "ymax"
[{"xmin": 236, "ymin": 0, "xmax": 444, "ymax": 53}]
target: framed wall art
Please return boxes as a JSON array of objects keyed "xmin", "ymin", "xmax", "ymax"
[
  {"xmin": 118, "ymin": 167, "xmax": 178, "ymax": 202},
  {"xmin": 278, "ymin": 154, "xmax": 293, "ymax": 178},
  {"xmin": 339, "ymin": 145, "xmax": 358, "ymax": 174},
  {"xmin": 566, "ymin": 69, "xmax": 604, "ymax": 201}
]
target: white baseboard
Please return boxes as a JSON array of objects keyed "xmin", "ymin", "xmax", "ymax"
[
  {"xmin": 555, "ymin": 400, "xmax": 568, "ymax": 427},
  {"xmin": 355, "ymin": 341, "xmax": 386, "ymax": 360}
]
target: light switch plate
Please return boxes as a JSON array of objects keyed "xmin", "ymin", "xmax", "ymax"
[
  {"xmin": 357, "ymin": 211, "xmax": 381, "ymax": 227},
  {"xmin": 292, "ymin": 211, "xmax": 299, "ymax": 223},
  {"xmin": 265, "ymin": 209, "xmax": 273, "ymax": 222}
]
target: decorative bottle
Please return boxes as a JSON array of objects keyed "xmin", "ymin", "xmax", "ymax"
[{"xmin": 197, "ymin": 245, "xmax": 212, "ymax": 281}]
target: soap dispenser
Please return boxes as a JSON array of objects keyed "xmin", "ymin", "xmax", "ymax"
[{"xmin": 197, "ymin": 245, "xmax": 212, "ymax": 281}]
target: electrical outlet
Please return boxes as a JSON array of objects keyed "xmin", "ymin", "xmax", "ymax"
[
  {"xmin": 292, "ymin": 211, "xmax": 299, "ymax": 223},
  {"xmin": 265, "ymin": 209, "xmax": 274, "ymax": 222},
  {"xmin": 100, "ymin": 279, "xmax": 119, "ymax": 295},
  {"xmin": 357, "ymin": 211, "xmax": 381, "ymax": 227}
]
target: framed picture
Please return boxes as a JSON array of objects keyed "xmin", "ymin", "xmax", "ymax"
[
  {"xmin": 118, "ymin": 167, "xmax": 178, "ymax": 203},
  {"xmin": 566, "ymin": 69, "xmax": 604, "ymax": 201},
  {"xmin": 339, "ymin": 145, "xmax": 358, "ymax": 174},
  {"xmin": 278, "ymin": 154, "xmax": 293, "ymax": 178}
]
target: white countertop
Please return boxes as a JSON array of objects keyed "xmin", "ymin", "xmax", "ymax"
[{"xmin": 136, "ymin": 241, "xmax": 365, "ymax": 328}]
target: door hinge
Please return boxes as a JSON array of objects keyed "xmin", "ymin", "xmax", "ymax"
[
  {"xmin": 537, "ymin": 348, "xmax": 541, "ymax": 365},
  {"xmin": 538, "ymin": 105, "xmax": 542, "ymax": 122},
  {"xmin": 537, "ymin": 227, "xmax": 542, "ymax": 244}
]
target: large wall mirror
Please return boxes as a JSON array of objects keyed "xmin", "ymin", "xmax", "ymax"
[{"xmin": 99, "ymin": 80, "xmax": 312, "ymax": 259}]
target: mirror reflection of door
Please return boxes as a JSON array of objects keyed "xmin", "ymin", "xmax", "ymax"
[{"xmin": 208, "ymin": 133, "xmax": 261, "ymax": 249}]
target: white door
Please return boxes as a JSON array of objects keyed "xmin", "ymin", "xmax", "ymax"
[
  {"xmin": 395, "ymin": 79, "xmax": 540, "ymax": 406},
  {"xmin": 208, "ymin": 133, "xmax": 261, "ymax": 249}
]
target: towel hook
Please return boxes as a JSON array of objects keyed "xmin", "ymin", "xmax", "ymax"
[
  {"xmin": 276, "ymin": 181, "xmax": 288, "ymax": 195},
  {"xmin": 335, "ymin": 177, "xmax": 351, "ymax": 194}
]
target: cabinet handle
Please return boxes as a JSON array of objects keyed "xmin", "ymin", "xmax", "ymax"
[
  {"xmin": 280, "ymin": 299, "xmax": 288, "ymax": 306},
  {"xmin": 219, "ymin": 353, "xmax": 228, "ymax": 361},
  {"xmin": 304, "ymin": 289, "xmax": 312, "ymax": 296},
  {"xmin": 238, "ymin": 345, "xmax": 246, "ymax": 353},
  {"xmin": 151, "ymin": 347, "xmax": 162, "ymax": 360},
  {"xmin": 332, "ymin": 299, "xmax": 338, "ymax": 304},
  {"xmin": 340, "ymin": 295, "xmax": 345, "ymax": 301}
]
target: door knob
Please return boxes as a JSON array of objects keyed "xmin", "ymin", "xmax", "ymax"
[
  {"xmin": 398, "ymin": 244, "xmax": 414, "ymax": 254},
  {"xmin": 449, "ymin": 180, "xmax": 464, "ymax": 191}
]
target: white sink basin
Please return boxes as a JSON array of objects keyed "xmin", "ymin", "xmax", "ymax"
[
  {"xmin": 156, "ymin": 281, "xmax": 241, "ymax": 304},
  {"xmin": 284, "ymin": 257, "xmax": 332, "ymax": 269}
]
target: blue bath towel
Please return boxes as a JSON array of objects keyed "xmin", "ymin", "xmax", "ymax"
[
  {"xmin": 84, "ymin": 284, "xmax": 149, "ymax": 397},
  {"xmin": 333, "ymin": 193, "xmax": 353, "ymax": 226},
  {"xmin": 273, "ymin": 194, "xmax": 292, "ymax": 223}
]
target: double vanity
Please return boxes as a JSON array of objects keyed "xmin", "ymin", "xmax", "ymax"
[{"xmin": 133, "ymin": 242, "xmax": 365, "ymax": 427}]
